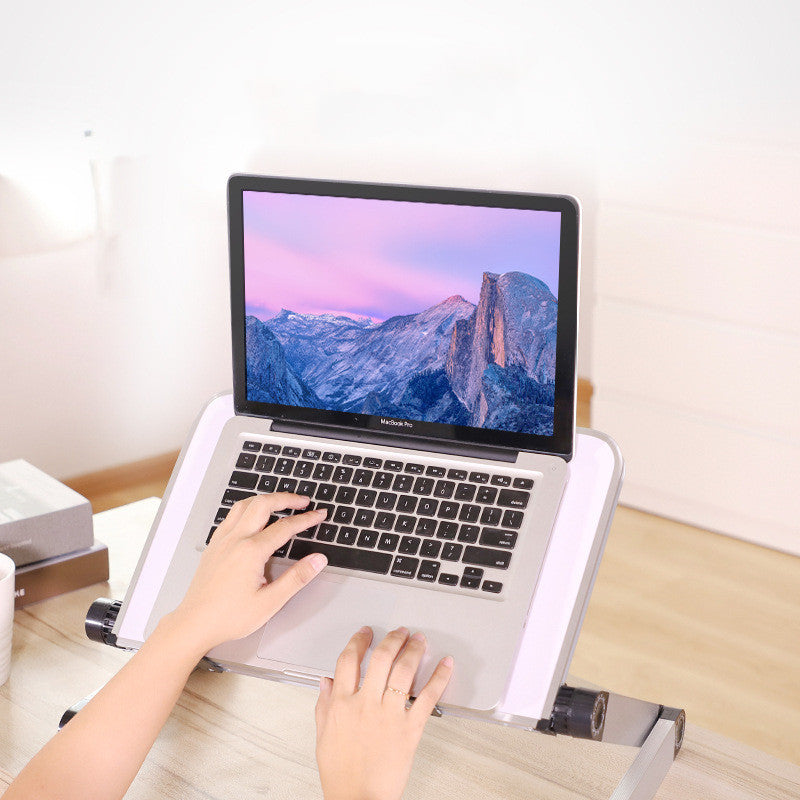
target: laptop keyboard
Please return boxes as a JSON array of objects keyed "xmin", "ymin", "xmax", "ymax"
[{"xmin": 206, "ymin": 440, "xmax": 536, "ymax": 598}]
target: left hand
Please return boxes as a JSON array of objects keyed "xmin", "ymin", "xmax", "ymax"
[{"xmin": 167, "ymin": 493, "xmax": 328, "ymax": 655}]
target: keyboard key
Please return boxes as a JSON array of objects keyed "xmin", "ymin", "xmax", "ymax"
[
  {"xmin": 441, "ymin": 542, "xmax": 462, "ymax": 561},
  {"xmin": 337, "ymin": 527, "xmax": 358, "ymax": 546},
  {"xmin": 355, "ymin": 489, "xmax": 377, "ymax": 507},
  {"xmin": 458, "ymin": 524, "xmax": 480, "ymax": 543},
  {"xmin": 490, "ymin": 474, "xmax": 512, "ymax": 487},
  {"xmin": 469, "ymin": 471, "xmax": 490, "ymax": 484},
  {"xmin": 206, "ymin": 526, "xmax": 217, "ymax": 544},
  {"xmin": 398, "ymin": 535, "xmax": 421, "ymax": 555},
  {"xmin": 480, "ymin": 528, "xmax": 518, "ymax": 549},
  {"xmin": 480, "ymin": 507, "xmax": 502, "ymax": 526},
  {"xmin": 334, "ymin": 486, "xmax": 357, "ymax": 504},
  {"xmin": 426, "ymin": 465, "xmax": 446, "ymax": 477},
  {"xmin": 383, "ymin": 460, "xmax": 403, "ymax": 471},
  {"xmin": 283, "ymin": 446, "xmax": 301, "ymax": 457},
  {"xmin": 222, "ymin": 488, "xmax": 255, "ymax": 506},
  {"xmin": 513, "ymin": 477, "xmax": 534, "ymax": 490},
  {"xmin": 332, "ymin": 466, "xmax": 353, "ymax": 484},
  {"xmin": 332, "ymin": 506, "xmax": 355, "ymax": 525},
  {"xmin": 289, "ymin": 540, "xmax": 392, "ymax": 574},
  {"xmin": 438, "ymin": 573, "xmax": 458, "ymax": 586},
  {"xmin": 501, "ymin": 509, "xmax": 524, "ymax": 529},
  {"xmin": 434, "ymin": 480, "xmax": 455, "ymax": 499},
  {"xmin": 497, "ymin": 489, "xmax": 531, "ymax": 509},
  {"xmin": 372, "ymin": 472, "xmax": 394, "ymax": 490},
  {"xmin": 363, "ymin": 457, "xmax": 382, "ymax": 469},
  {"xmin": 420, "ymin": 539, "xmax": 442, "ymax": 558},
  {"xmin": 395, "ymin": 515, "xmax": 417, "ymax": 534},
  {"xmin": 257, "ymin": 474, "xmax": 278, "ymax": 493},
  {"xmin": 255, "ymin": 455, "xmax": 276, "ymax": 472},
  {"xmin": 236, "ymin": 452, "xmax": 256, "ymax": 470},
  {"xmin": 404, "ymin": 462, "xmax": 424, "ymax": 474},
  {"xmin": 376, "ymin": 492, "xmax": 397, "ymax": 510},
  {"xmin": 447, "ymin": 469, "xmax": 467, "ymax": 481},
  {"xmin": 417, "ymin": 498, "xmax": 438, "ymax": 516},
  {"xmin": 242, "ymin": 441, "xmax": 262, "ymax": 452},
  {"xmin": 313, "ymin": 463, "xmax": 334, "ymax": 481},
  {"xmin": 375, "ymin": 512, "xmax": 396, "ymax": 530},
  {"xmin": 482, "ymin": 580, "xmax": 503, "ymax": 593},
  {"xmin": 342, "ymin": 454, "xmax": 362, "ymax": 466},
  {"xmin": 353, "ymin": 508, "xmax": 376, "ymax": 527},
  {"xmin": 476, "ymin": 486, "xmax": 498, "ymax": 504},
  {"xmin": 460, "ymin": 572, "xmax": 482, "ymax": 589},
  {"xmin": 458, "ymin": 504, "xmax": 480, "ymax": 523},
  {"xmin": 418, "ymin": 560, "xmax": 441, "ymax": 582},
  {"xmin": 229, "ymin": 471, "xmax": 259, "ymax": 490},
  {"xmin": 392, "ymin": 474, "xmax": 414, "ymax": 492},
  {"xmin": 296, "ymin": 480, "xmax": 317, "ymax": 497},
  {"xmin": 437, "ymin": 501, "xmax": 459, "ymax": 520},
  {"xmin": 353, "ymin": 468, "xmax": 374, "ymax": 486},
  {"xmin": 302, "ymin": 449, "xmax": 321, "ymax": 460},
  {"xmin": 263, "ymin": 443, "xmax": 282, "ymax": 455},
  {"xmin": 293, "ymin": 460, "xmax": 314, "ymax": 478},
  {"xmin": 316, "ymin": 523, "xmax": 337, "ymax": 542},
  {"xmin": 322, "ymin": 452, "xmax": 342, "ymax": 463},
  {"xmin": 463, "ymin": 545, "xmax": 512, "ymax": 570},
  {"xmin": 277, "ymin": 477, "xmax": 298, "ymax": 493},
  {"xmin": 454, "ymin": 483, "xmax": 476, "ymax": 502},
  {"xmin": 377, "ymin": 532, "xmax": 400, "ymax": 551},
  {"xmin": 315, "ymin": 483, "xmax": 337, "ymax": 501},
  {"xmin": 274, "ymin": 458, "xmax": 294, "ymax": 475},
  {"xmin": 214, "ymin": 507, "xmax": 230, "ymax": 525},
  {"xmin": 273, "ymin": 542, "xmax": 290, "ymax": 558},
  {"xmin": 357, "ymin": 529, "xmax": 379, "ymax": 548},
  {"xmin": 395, "ymin": 495, "xmax": 417, "ymax": 513},
  {"xmin": 436, "ymin": 521, "xmax": 458, "ymax": 540},
  {"xmin": 413, "ymin": 477, "xmax": 434, "ymax": 495},
  {"xmin": 415, "ymin": 517, "xmax": 437, "ymax": 537},
  {"xmin": 391, "ymin": 556, "xmax": 419, "ymax": 578}
]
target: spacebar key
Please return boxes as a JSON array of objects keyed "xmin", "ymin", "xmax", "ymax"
[{"xmin": 288, "ymin": 540, "xmax": 392, "ymax": 574}]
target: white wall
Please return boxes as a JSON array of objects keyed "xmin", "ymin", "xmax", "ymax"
[{"xmin": 1, "ymin": 3, "xmax": 798, "ymax": 552}]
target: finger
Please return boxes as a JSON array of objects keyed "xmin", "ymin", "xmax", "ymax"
[
  {"xmin": 384, "ymin": 631, "xmax": 427, "ymax": 699},
  {"xmin": 409, "ymin": 655, "xmax": 454, "ymax": 722},
  {"xmin": 211, "ymin": 495, "xmax": 259, "ymax": 540},
  {"xmin": 332, "ymin": 626, "xmax": 373, "ymax": 698},
  {"xmin": 315, "ymin": 676, "xmax": 333, "ymax": 730},
  {"xmin": 229, "ymin": 493, "xmax": 313, "ymax": 540},
  {"xmin": 361, "ymin": 627, "xmax": 410, "ymax": 696},
  {"xmin": 252, "ymin": 507, "xmax": 327, "ymax": 557},
  {"xmin": 256, "ymin": 552, "xmax": 328, "ymax": 617}
]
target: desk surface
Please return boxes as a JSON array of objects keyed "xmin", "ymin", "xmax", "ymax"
[{"xmin": 1, "ymin": 499, "xmax": 799, "ymax": 799}]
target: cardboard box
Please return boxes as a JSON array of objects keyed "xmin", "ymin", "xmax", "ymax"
[{"xmin": 0, "ymin": 460, "xmax": 93, "ymax": 567}]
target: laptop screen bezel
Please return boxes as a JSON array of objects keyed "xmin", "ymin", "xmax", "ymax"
[{"xmin": 228, "ymin": 174, "xmax": 579, "ymax": 459}]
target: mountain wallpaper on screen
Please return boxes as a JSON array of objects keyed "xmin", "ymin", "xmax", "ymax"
[{"xmin": 245, "ymin": 270, "xmax": 557, "ymax": 435}]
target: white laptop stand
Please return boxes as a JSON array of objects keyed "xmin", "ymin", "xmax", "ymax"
[{"xmin": 70, "ymin": 394, "xmax": 685, "ymax": 799}]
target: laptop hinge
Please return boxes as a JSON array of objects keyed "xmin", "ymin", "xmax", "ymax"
[{"xmin": 270, "ymin": 419, "xmax": 518, "ymax": 463}]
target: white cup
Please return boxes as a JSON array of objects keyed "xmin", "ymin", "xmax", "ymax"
[{"xmin": 0, "ymin": 552, "xmax": 15, "ymax": 686}]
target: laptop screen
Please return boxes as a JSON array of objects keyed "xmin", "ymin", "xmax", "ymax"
[{"xmin": 229, "ymin": 176, "xmax": 579, "ymax": 459}]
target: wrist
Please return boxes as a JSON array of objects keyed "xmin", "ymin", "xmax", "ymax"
[{"xmin": 151, "ymin": 609, "xmax": 214, "ymax": 664}]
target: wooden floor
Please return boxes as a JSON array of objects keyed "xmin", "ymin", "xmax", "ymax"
[{"xmin": 63, "ymin": 389, "xmax": 800, "ymax": 765}]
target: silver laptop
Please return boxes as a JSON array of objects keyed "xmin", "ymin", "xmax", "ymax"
[{"xmin": 149, "ymin": 175, "xmax": 580, "ymax": 713}]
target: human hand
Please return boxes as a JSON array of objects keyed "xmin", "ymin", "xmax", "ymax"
[
  {"xmin": 315, "ymin": 626, "xmax": 454, "ymax": 800},
  {"xmin": 165, "ymin": 493, "xmax": 328, "ymax": 656}
]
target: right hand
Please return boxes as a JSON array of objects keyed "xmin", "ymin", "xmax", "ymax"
[{"xmin": 315, "ymin": 626, "xmax": 454, "ymax": 800}]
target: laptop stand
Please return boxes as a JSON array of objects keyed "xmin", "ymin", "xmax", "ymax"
[{"xmin": 68, "ymin": 393, "xmax": 685, "ymax": 800}]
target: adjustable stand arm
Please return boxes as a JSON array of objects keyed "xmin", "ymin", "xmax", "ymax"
[{"xmin": 538, "ymin": 685, "xmax": 686, "ymax": 800}]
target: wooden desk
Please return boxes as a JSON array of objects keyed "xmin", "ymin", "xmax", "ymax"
[{"xmin": 2, "ymin": 499, "xmax": 799, "ymax": 799}]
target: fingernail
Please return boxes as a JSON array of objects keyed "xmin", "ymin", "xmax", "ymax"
[
  {"xmin": 442, "ymin": 655, "xmax": 454, "ymax": 668},
  {"xmin": 396, "ymin": 626, "xmax": 409, "ymax": 637},
  {"xmin": 358, "ymin": 625, "xmax": 372, "ymax": 634},
  {"xmin": 314, "ymin": 508, "xmax": 327, "ymax": 518},
  {"xmin": 308, "ymin": 553, "xmax": 328, "ymax": 572},
  {"xmin": 410, "ymin": 631, "xmax": 426, "ymax": 643}
]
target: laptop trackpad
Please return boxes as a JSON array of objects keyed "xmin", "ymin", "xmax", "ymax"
[{"xmin": 256, "ymin": 570, "xmax": 397, "ymax": 674}]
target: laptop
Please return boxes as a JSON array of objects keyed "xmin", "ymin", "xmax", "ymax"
[{"xmin": 148, "ymin": 175, "xmax": 580, "ymax": 713}]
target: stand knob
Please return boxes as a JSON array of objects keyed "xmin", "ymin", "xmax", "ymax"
[{"xmin": 85, "ymin": 597, "xmax": 122, "ymax": 647}]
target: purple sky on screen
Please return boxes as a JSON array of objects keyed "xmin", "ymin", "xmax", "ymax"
[{"xmin": 243, "ymin": 190, "xmax": 562, "ymax": 322}]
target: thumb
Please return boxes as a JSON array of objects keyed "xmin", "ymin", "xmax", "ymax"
[{"xmin": 259, "ymin": 552, "xmax": 328, "ymax": 616}]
